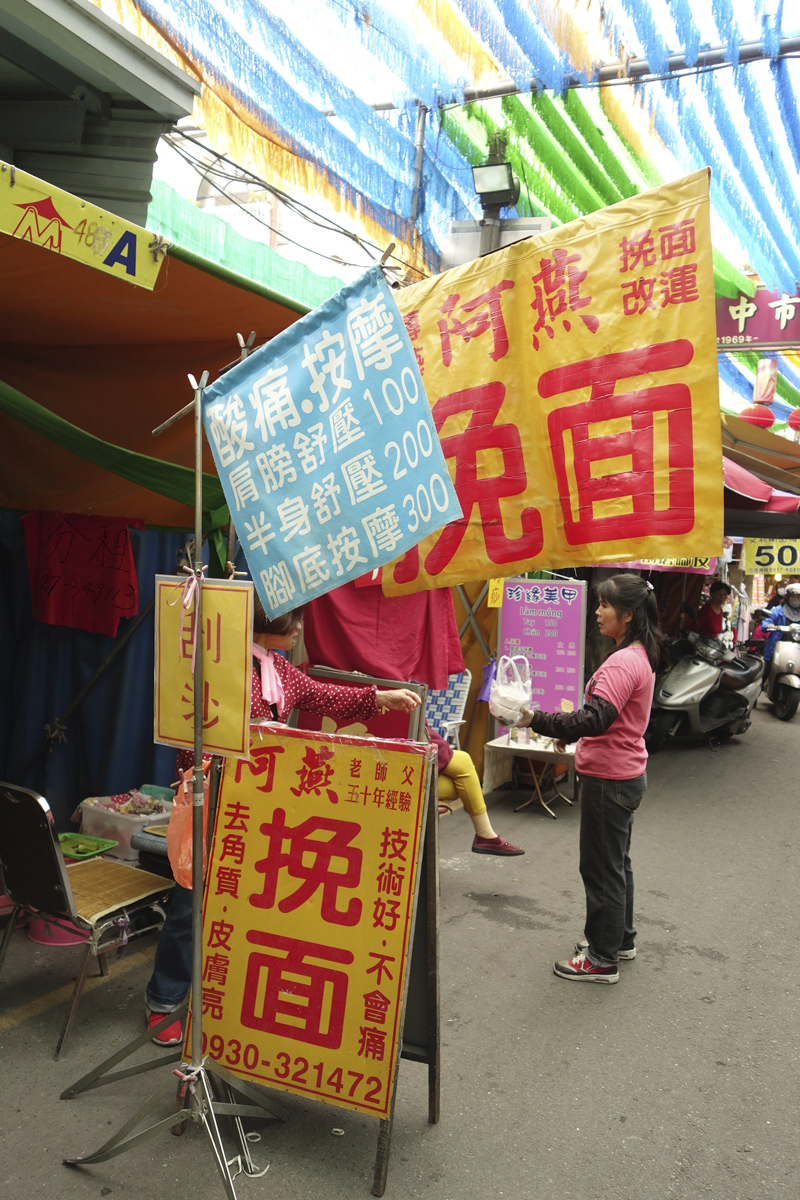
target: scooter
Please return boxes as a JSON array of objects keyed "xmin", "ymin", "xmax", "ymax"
[
  {"xmin": 646, "ymin": 632, "xmax": 764, "ymax": 752},
  {"xmin": 761, "ymin": 622, "xmax": 800, "ymax": 721}
]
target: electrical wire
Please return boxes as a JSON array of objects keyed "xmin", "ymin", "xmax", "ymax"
[
  {"xmin": 165, "ymin": 139, "xmax": 375, "ymax": 269},
  {"xmin": 165, "ymin": 128, "xmax": 429, "ymax": 278}
]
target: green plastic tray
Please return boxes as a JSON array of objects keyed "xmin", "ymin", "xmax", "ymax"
[
  {"xmin": 59, "ymin": 833, "xmax": 119, "ymax": 860},
  {"xmin": 139, "ymin": 784, "xmax": 176, "ymax": 802}
]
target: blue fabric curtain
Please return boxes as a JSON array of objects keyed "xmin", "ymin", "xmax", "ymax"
[{"xmin": 0, "ymin": 512, "xmax": 187, "ymax": 830}]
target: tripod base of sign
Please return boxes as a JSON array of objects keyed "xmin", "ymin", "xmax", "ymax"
[
  {"xmin": 63, "ymin": 1055, "xmax": 285, "ymax": 1200},
  {"xmin": 62, "ymin": 746, "xmax": 439, "ymax": 1198}
]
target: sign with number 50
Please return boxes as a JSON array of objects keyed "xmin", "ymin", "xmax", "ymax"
[{"xmin": 744, "ymin": 538, "xmax": 800, "ymax": 572}]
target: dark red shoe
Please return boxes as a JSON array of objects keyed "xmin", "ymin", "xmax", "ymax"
[
  {"xmin": 471, "ymin": 834, "xmax": 525, "ymax": 856},
  {"xmin": 147, "ymin": 1009, "xmax": 183, "ymax": 1046},
  {"xmin": 554, "ymin": 950, "xmax": 618, "ymax": 984}
]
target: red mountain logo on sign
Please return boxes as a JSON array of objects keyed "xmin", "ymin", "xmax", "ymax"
[{"xmin": 13, "ymin": 196, "xmax": 72, "ymax": 251}]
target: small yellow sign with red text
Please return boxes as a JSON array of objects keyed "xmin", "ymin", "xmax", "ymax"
[
  {"xmin": 389, "ymin": 170, "xmax": 722, "ymax": 594},
  {"xmin": 0, "ymin": 162, "xmax": 164, "ymax": 289},
  {"xmin": 154, "ymin": 577, "xmax": 252, "ymax": 760},
  {"xmin": 186, "ymin": 725, "xmax": 431, "ymax": 1118}
]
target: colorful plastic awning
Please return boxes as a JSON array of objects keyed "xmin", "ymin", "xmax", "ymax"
[{"xmin": 92, "ymin": 0, "xmax": 800, "ymax": 296}]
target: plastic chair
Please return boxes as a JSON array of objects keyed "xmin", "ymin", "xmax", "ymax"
[
  {"xmin": 0, "ymin": 782, "xmax": 174, "ymax": 1059},
  {"xmin": 425, "ymin": 670, "xmax": 472, "ymax": 749}
]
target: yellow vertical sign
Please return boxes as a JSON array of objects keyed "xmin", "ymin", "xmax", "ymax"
[
  {"xmin": 154, "ymin": 576, "xmax": 253, "ymax": 760},
  {"xmin": 487, "ymin": 578, "xmax": 505, "ymax": 607},
  {"xmin": 186, "ymin": 725, "xmax": 431, "ymax": 1118}
]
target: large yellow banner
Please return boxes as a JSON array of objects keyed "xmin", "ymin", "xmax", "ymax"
[
  {"xmin": 186, "ymin": 725, "xmax": 431, "ymax": 1118},
  {"xmin": 387, "ymin": 170, "xmax": 722, "ymax": 595},
  {"xmin": 0, "ymin": 161, "xmax": 164, "ymax": 290},
  {"xmin": 154, "ymin": 577, "xmax": 253, "ymax": 759}
]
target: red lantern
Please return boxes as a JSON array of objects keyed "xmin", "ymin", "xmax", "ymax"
[
  {"xmin": 789, "ymin": 408, "xmax": 800, "ymax": 432},
  {"xmin": 739, "ymin": 405, "xmax": 775, "ymax": 428}
]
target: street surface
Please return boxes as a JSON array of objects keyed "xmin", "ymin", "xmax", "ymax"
[{"xmin": 1, "ymin": 701, "xmax": 797, "ymax": 1200}]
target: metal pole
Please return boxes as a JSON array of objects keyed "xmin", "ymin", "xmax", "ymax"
[
  {"xmin": 409, "ymin": 103, "xmax": 427, "ymax": 226},
  {"xmin": 190, "ymin": 372, "xmax": 208, "ymax": 1070},
  {"xmin": 224, "ymin": 521, "xmax": 238, "ymax": 579},
  {"xmin": 478, "ymin": 204, "xmax": 502, "ymax": 256}
]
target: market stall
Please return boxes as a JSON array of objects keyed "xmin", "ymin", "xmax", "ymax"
[{"xmin": 0, "ymin": 165, "xmax": 310, "ymax": 826}]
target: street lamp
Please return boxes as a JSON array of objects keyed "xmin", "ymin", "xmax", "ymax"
[
  {"xmin": 472, "ymin": 162, "xmax": 519, "ymax": 208},
  {"xmin": 472, "ymin": 160, "xmax": 520, "ymax": 256}
]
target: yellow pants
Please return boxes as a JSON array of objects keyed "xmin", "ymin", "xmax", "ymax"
[{"xmin": 438, "ymin": 750, "xmax": 486, "ymax": 816}]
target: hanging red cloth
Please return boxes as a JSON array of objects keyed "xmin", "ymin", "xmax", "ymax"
[
  {"xmin": 21, "ymin": 510, "xmax": 144, "ymax": 637},
  {"xmin": 303, "ymin": 580, "xmax": 463, "ymax": 690}
]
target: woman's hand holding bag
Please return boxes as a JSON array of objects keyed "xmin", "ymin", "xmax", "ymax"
[{"xmin": 489, "ymin": 655, "xmax": 533, "ymax": 727}]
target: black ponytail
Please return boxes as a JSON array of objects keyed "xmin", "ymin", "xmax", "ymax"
[{"xmin": 595, "ymin": 573, "xmax": 664, "ymax": 671}]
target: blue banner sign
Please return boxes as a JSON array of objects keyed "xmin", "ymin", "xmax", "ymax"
[{"xmin": 203, "ymin": 268, "xmax": 461, "ymax": 617}]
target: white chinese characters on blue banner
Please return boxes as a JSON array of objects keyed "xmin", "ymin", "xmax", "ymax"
[{"xmin": 203, "ymin": 268, "xmax": 462, "ymax": 617}]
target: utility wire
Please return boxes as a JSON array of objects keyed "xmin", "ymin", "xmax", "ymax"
[
  {"xmin": 166, "ymin": 138, "xmax": 375, "ymax": 270},
  {"xmin": 166, "ymin": 128, "xmax": 429, "ymax": 278}
]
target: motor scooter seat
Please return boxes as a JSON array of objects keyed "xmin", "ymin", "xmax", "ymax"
[{"xmin": 719, "ymin": 655, "xmax": 763, "ymax": 690}]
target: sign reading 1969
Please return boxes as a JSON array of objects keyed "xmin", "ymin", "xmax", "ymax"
[{"xmin": 744, "ymin": 539, "xmax": 800, "ymax": 571}]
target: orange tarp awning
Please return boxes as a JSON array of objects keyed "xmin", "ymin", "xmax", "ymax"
[{"xmin": 0, "ymin": 231, "xmax": 305, "ymax": 526}]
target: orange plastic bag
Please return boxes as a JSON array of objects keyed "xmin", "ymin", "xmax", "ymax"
[{"xmin": 166, "ymin": 761, "xmax": 211, "ymax": 889}]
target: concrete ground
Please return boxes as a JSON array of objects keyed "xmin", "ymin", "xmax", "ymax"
[{"xmin": 1, "ymin": 701, "xmax": 798, "ymax": 1200}]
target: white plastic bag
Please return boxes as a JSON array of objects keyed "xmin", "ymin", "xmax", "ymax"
[{"xmin": 489, "ymin": 655, "xmax": 532, "ymax": 726}]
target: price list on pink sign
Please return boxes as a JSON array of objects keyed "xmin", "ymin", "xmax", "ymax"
[{"xmin": 498, "ymin": 578, "xmax": 588, "ymax": 714}]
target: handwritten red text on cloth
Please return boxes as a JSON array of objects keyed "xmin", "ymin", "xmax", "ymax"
[{"xmin": 22, "ymin": 511, "xmax": 143, "ymax": 636}]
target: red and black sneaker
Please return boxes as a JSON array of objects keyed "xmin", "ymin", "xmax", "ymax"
[
  {"xmin": 575, "ymin": 937, "xmax": 636, "ymax": 960},
  {"xmin": 147, "ymin": 1009, "xmax": 183, "ymax": 1046},
  {"xmin": 471, "ymin": 834, "xmax": 525, "ymax": 856},
  {"xmin": 554, "ymin": 949, "xmax": 619, "ymax": 984}
]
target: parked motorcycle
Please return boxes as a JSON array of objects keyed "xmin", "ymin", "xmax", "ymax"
[
  {"xmin": 761, "ymin": 621, "xmax": 800, "ymax": 721},
  {"xmin": 646, "ymin": 632, "xmax": 764, "ymax": 752}
]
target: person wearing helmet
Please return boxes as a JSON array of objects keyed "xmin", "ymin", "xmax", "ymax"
[{"xmin": 761, "ymin": 581, "xmax": 800, "ymax": 663}]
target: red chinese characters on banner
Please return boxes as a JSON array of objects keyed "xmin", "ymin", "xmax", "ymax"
[
  {"xmin": 541, "ymin": 339, "xmax": 696, "ymax": 544},
  {"xmin": 234, "ymin": 745, "xmax": 284, "ymax": 792},
  {"xmin": 241, "ymin": 931, "xmax": 354, "ymax": 1049},
  {"xmin": 620, "ymin": 219, "xmax": 699, "ymax": 316},
  {"xmin": 291, "ymin": 744, "xmax": 338, "ymax": 803},
  {"xmin": 371, "ymin": 825, "xmax": 410, "ymax": 934},
  {"xmin": 530, "ymin": 249, "xmax": 599, "ymax": 350},
  {"xmin": 437, "ymin": 280, "xmax": 515, "ymax": 365},
  {"xmin": 182, "ymin": 679, "xmax": 220, "ymax": 729},
  {"xmin": 250, "ymin": 808, "xmax": 363, "ymax": 925},
  {"xmin": 402, "ymin": 310, "xmax": 424, "ymax": 374},
  {"xmin": 393, "ymin": 382, "xmax": 544, "ymax": 583},
  {"xmin": 202, "ymin": 917, "xmax": 234, "ymax": 1023},
  {"xmin": 203, "ymin": 797, "xmax": 256, "ymax": 1022},
  {"xmin": 182, "ymin": 612, "xmax": 222, "ymax": 664}
]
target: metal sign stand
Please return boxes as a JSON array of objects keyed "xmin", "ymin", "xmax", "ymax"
[
  {"xmin": 63, "ymin": 331, "xmax": 441, "ymax": 1194},
  {"xmin": 63, "ymin": 369, "xmax": 283, "ymax": 1197}
]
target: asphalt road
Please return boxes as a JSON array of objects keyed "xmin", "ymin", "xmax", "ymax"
[{"xmin": 1, "ymin": 701, "xmax": 797, "ymax": 1200}]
